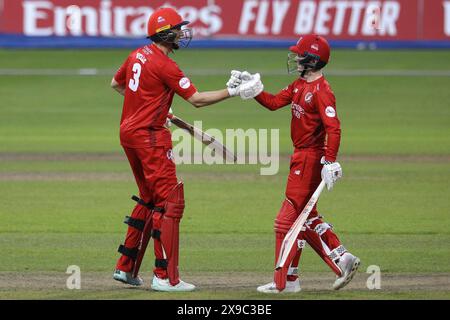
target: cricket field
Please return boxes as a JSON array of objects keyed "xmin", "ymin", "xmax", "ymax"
[{"xmin": 0, "ymin": 49, "xmax": 449, "ymax": 299}]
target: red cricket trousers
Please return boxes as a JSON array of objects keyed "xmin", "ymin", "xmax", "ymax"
[{"xmin": 285, "ymin": 148, "xmax": 323, "ymax": 217}]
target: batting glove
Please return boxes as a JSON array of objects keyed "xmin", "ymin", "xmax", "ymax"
[
  {"xmin": 320, "ymin": 156, "xmax": 343, "ymax": 191},
  {"xmin": 227, "ymin": 70, "xmax": 243, "ymax": 97},
  {"xmin": 239, "ymin": 73, "xmax": 264, "ymax": 100},
  {"xmin": 240, "ymin": 71, "xmax": 253, "ymax": 81}
]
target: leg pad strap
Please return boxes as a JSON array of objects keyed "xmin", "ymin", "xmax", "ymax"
[
  {"xmin": 151, "ymin": 229, "xmax": 161, "ymax": 240},
  {"xmin": 124, "ymin": 216, "xmax": 145, "ymax": 231},
  {"xmin": 288, "ymin": 267, "xmax": 298, "ymax": 276},
  {"xmin": 132, "ymin": 195, "xmax": 165, "ymax": 213},
  {"xmin": 118, "ymin": 245, "xmax": 138, "ymax": 261},
  {"xmin": 155, "ymin": 259, "xmax": 168, "ymax": 269},
  {"xmin": 329, "ymin": 245, "xmax": 347, "ymax": 261},
  {"xmin": 313, "ymin": 222, "xmax": 332, "ymax": 236}
]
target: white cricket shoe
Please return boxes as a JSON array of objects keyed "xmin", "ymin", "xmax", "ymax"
[
  {"xmin": 150, "ymin": 275, "xmax": 196, "ymax": 292},
  {"xmin": 113, "ymin": 269, "xmax": 143, "ymax": 286},
  {"xmin": 333, "ymin": 253, "xmax": 361, "ymax": 290},
  {"xmin": 257, "ymin": 279, "xmax": 301, "ymax": 294}
]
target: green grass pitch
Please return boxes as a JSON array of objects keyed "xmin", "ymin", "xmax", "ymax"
[{"xmin": 0, "ymin": 49, "xmax": 449, "ymax": 299}]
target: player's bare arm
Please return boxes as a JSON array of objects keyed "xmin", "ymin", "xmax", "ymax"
[
  {"xmin": 187, "ymin": 90, "xmax": 229, "ymax": 108},
  {"xmin": 110, "ymin": 78, "xmax": 125, "ymax": 96},
  {"xmin": 186, "ymin": 68, "xmax": 264, "ymax": 108},
  {"xmin": 151, "ymin": 31, "xmax": 263, "ymax": 109}
]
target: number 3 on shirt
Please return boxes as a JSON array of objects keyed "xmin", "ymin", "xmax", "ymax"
[{"xmin": 128, "ymin": 63, "xmax": 142, "ymax": 92}]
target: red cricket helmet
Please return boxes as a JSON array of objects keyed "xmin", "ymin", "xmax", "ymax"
[
  {"xmin": 287, "ymin": 34, "xmax": 330, "ymax": 74},
  {"xmin": 147, "ymin": 7, "xmax": 192, "ymax": 49}
]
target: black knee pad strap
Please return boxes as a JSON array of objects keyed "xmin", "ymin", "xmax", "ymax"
[
  {"xmin": 118, "ymin": 244, "xmax": 138, "ymax": 261},
  {"xmin": 123, "ymin": 216, "xmax": 145, "ymax": 231},
  {"xmin": 151, "ymin": 229, "xmax": 161, "ymax": 240},
  {"xmin": 132, "ymin": 195, "xmax": 165, "ymax": 213},
  {"xmin": 155, "ymin": 259, "xmax": 168, "ymax": 269}
]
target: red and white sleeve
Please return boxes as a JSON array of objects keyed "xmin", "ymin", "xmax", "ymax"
[
  {"xmin": 254, "ymin": 82, "xmax": 294, "ymax": 111},
  {"xmin": 316, "ymin": 90, "xmax": 341, "ymax": 162},
  {"xmin": 161, "ymin": 62, "xmax": 197, "ymax": 100},
  {"xmin": 114, "ymin": 56, "xmax": 130, "ymax": 86}
]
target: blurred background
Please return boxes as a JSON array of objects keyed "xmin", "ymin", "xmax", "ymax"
[{"xmin": 0, "ymin": 0, "xmax": 449, "ymax": 299}]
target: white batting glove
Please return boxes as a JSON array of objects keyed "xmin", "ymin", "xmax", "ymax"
[
  {"xmin": 226, "ymin": 70, "xmax": 243, "ymax": 97},
  {"xmin": 239, "ymin": 73, "xmax": 264, "ymax": 100},
  {"xmin": 320, "ymin": 156, "xmax": 343, "ymax": 191},
  {"xmin": 240, "ymin": 71, "xmax": 253, "ymax": 81}
]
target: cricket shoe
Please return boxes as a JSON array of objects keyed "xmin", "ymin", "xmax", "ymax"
[
  {"xmin": 150, "ymin": 275, "xmax": 196, "ymax": 292},
  {"xmin": 257, "ymin": 279, "xmax": 301, "ymax": 294},
  {"xmin": 113, "ymin": 269, "xmax": 143, "ymax": 286},
  {"xmin": 333, "ymin": 253, "xmax": 361, "ymax": 290}
]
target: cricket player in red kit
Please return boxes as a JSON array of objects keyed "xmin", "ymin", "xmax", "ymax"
[
  {"xmin": 229, "ymin": 35, "xmax": 360, "ymax": 293},
  {"xmin": 110, "ymin": 8, "xmax": 263, "ymax": 292}
]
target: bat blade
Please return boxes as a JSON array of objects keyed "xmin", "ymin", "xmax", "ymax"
[
  {"xmin": 169, "ymin": 115, "xmax": 237, "ymax": 163},
  {"xmin": 275, "ymin": 180, "xmax": 326, "ymax": 269}
]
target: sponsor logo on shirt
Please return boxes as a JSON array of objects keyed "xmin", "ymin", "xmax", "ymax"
[
  {"xmin": 325, "ymin": 106, "xmax": 336, "ymax": 118},
  {"xmin": 291, "ymin": 103, "xmax": 305, "ymax": 119},
  {"xmin": 179, "ymin": 77, "xmax": 191, "ymax": 89},
  {"xmin": 305, "ymin": 92, "xmax": 313, "ymax": 103}
]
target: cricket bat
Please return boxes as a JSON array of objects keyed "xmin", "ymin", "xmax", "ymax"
[{"xmin": 168, "ymin": 114, "xmax": 237, "ymax": 163}]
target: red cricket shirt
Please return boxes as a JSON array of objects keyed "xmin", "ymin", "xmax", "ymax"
[
  {"xmin": 255, "ymin": 76, "xmax": 341, "ymax": 162},
  {"xmin": 114, "ymin": 44, "xmax": 197, "ymax": 148}
]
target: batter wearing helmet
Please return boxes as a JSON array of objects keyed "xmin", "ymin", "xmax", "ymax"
[
  {"xmin": 111, "ymin": 7, "xmax": 263, "ymax": 292},
  {"xmin": 229, "ymin": 35, "xmax": 360, "ymax": 293}
]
